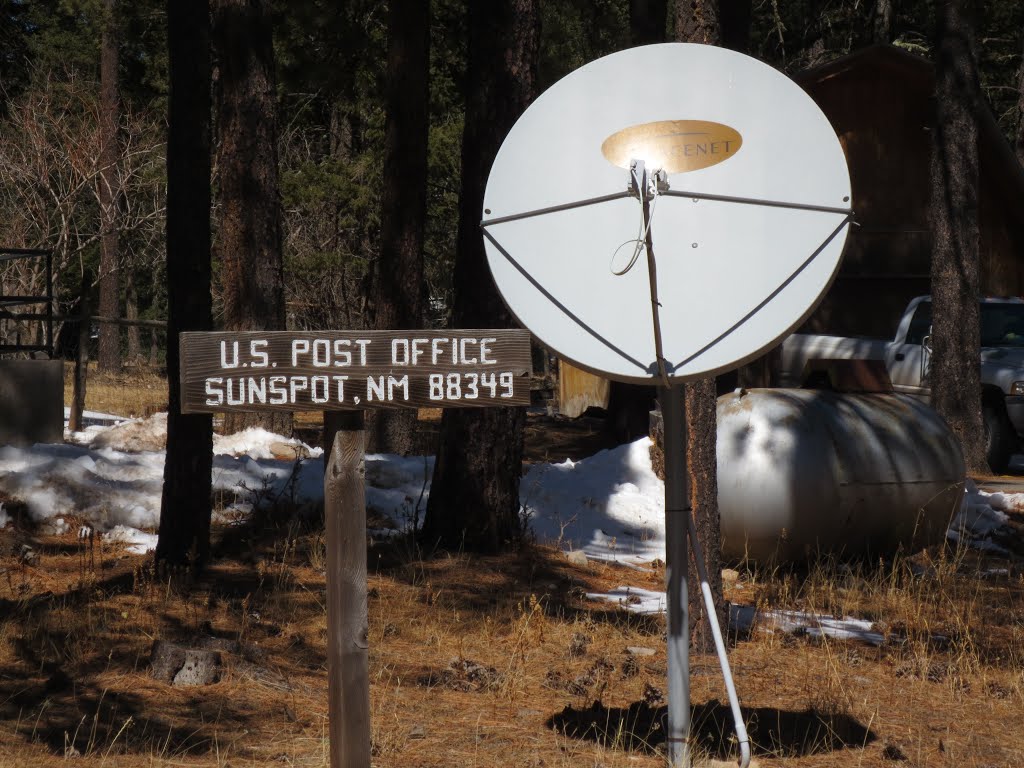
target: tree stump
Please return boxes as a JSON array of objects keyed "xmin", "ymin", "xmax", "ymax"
[{"xmin": 150, "ymin": 640, "xmax": 222, "ymax": 686}]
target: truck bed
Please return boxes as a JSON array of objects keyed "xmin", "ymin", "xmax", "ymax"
[{"xmin": 779, "ymin": 334, "xmax": 891, "ymax": 387}]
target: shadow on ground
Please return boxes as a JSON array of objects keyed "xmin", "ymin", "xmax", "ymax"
[{"xmin": 548, "ymin": 697, "xmax": 877, "ymax": 759}]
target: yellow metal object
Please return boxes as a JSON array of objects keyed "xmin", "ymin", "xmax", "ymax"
[{"xmin": 601, "ymin": 120, "xmax": 743, "ymax": 173}]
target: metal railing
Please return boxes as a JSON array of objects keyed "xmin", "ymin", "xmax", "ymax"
[{"xmin": 0, "ymin": 248, "xmax": 54, "ymax": 357}]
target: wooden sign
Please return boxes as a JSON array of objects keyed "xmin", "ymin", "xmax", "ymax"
[{"xmin": 179, "ymin": 329, "xmax": 532, "ymax": 412}]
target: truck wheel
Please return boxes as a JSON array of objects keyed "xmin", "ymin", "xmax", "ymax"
[{"xmin": 984, "ymin": 402, "xmax": 1015, "ymax": 475}]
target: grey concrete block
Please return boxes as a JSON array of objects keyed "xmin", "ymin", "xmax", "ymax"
[{"xmin": 0, "ymin": 359, "xmax": 63, "ymax": 445}]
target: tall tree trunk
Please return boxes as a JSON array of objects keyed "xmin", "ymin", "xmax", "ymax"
[
  {"xmin": 873, "ymin": 0, "xmax": 895, "ymax": 44},
  {"xmin": 673, "ymin": 0, "xmax": 726, "ymax": 653},
  {"xmin": 929, "ymin": 0, "xmax": 987, "ymax": 474},
  {"xmin": 214, "ymin": 0, "xmax": 291, "ymax": 437},
  {"xmin": 422, "ymin": 0, "xmax": 539, "ymax": 553},
  {"xmin": 630, "ymin": 0, "xmax": 667, "ymax": 45},
  {"xmin": 157, "ymin": 0, "xmax": 213, "ymax": 570},
  {"xmin": 1016, "ymin": 39, "xmax": 1024, "ymax": 168},
  {"xmin": 97, "ymin": 0, "xmax": 121, "ymax": 373},
  {"xmin": 365, "ymin": 0, "xmax": 430, "ymax": 456},
  {"xmin": 673, "ymin": 0, "xmax": 718, "ymax": 43}
]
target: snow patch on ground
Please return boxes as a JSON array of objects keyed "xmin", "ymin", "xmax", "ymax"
[
  {"xmin": 0, "ymin": 442, "xmax": 164, "ymax": 529},
  {"xmin": 64, "ymin": 407, "xmax": 129, "ymax": 446},
  {"xmin": 89, "ymin": 413, "xmax": 168, "ymax": 452},
  {"xmin": 6, "ymin": 419, "xmax": 1022, "ymax": 564},
  {"xmin": 947, "ymin": 479, "xmax": 1015, "ymax": 554},
  {"xmin": 365, "ymin": 454, "xmax": 433, "ymax": 524},
  {"xmin": 2, "ymin": 411, "xmax": 437, "ymax": 535},
  {"xmin": 3, "ymin": 411, "xmax": 1023, "ymax": 642},
  {"xmin": 214, "ymin": 427, "xmax": 322, "ymax": 460},
  {"xmin": 523, "ymin": 438, "xmax": 665, "ymax": 564},
  {"xmin": 104, "ymin": 524, "xmax": 159, "ymax": 555},
  {"xmin": 585, "ymin": 586, "xmax": 666, "ymax": 615},
  {"xmin": 730, "ymin": 605, "xmax": 886, "ymax": 645},
  {"xmin": 582, "ymin": 589, "xmax": 890, "ymax": 645}
]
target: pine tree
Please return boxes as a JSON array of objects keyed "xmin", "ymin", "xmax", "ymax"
[
  {"xmin": 214, "ymin": 0, "xmax": 291, "ymax": 437},
  {"xmin": 929, "ymin": 0, "xmax": 988, "ymax": 473},
  {"xmin": 157, "ymin": 0, "xmax": 214, "ymax": 569},
  {"xmin": 873, "ymin": 0, "xmax": 895, "ymax": 44},
  {"xmin": 366, "ymin": 0, "xmax": 430, "ymax": 455},
  {"xmin": 97, "ymin": 0, "xmax": 121, "ymax": 372},
  {"xmin": 422, "ymin": 0, "xmax": 539, "ymax": 553},
  {"xmin": 1015, "ymin": 38, "xmax": 1024, "ymax": 166},
  {"xmin": 671, "ymin": 0, "xmax": 727, "ymax": 653}
]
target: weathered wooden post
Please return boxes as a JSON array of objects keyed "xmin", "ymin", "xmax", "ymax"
[
  {"xmin": 70, "ymin": 270, "xmax": 93, "ymax": 433},
  {"xmin": 324, "ymin": 410, "xmax": 370, "ymax": 768},
  {"xmin": 179, "ymin": 329, "xmax": 531, "ymax": 768}
]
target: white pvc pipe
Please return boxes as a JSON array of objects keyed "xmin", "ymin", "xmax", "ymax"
[{"xmin": 687, "ymin": 512, "xmax": 751, "ymax": 768}]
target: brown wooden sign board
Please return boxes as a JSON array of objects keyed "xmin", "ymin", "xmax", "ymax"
[{"xmin": 179, "ymin": 329, "xmax": 532, "ymax": 413}]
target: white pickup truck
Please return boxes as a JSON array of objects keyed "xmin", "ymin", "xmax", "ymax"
[{"xmin": 780, "ymin": 296, "xmax": 1024, "ymax": 473}]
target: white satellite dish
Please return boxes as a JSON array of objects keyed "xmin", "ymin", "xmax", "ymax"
[
  {"xmin": 482, "ymin": 43, "xmax": 853, "ymax": 768},
  {"xmin": 482, "ymin": 43, "xmax": 852, "ymax": 384}
]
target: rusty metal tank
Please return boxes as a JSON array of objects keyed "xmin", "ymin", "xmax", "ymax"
[{"xmin": 716, "ymin": 389, "xmax": 965, "ymax": 562}]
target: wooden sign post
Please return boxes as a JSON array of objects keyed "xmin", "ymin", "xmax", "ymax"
[
  {"xmin": 180, "ymin": 328, "xmax": 531, "ymax": 768},
  {"xmin": 179, "ymin": 329, "xmax": 531, "ymax": 414},
  {"xmin": 324, "ymin": 409, "xmax": 370, "ymax": 768}
]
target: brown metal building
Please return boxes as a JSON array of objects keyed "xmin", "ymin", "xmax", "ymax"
[{"xmin": 795, "ymin": 44, "xmax": 1024, "ymax": 340}]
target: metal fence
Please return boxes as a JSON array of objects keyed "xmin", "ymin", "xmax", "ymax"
[{"xmin": 0, "ymin": 248, "xmax": 54, "ymax": 357}]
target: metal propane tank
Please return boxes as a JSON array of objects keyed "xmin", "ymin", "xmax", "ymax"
[{"xmin": 716, "ymin": 388, "xmax": 965, "ymax": 563}]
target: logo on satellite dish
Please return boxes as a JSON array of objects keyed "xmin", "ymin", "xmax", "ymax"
[{"xmin": 601, "ymin": 120, "xmax": 742, "ymax": 174}]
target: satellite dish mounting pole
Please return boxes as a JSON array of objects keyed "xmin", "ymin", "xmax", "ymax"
[
  {"xmin": 637, "ymin": 163, "xmax": 750, "ymax": 768},
  {"xmin": 660, "ymin": 383, "xmax": 691, "ymax": 767},
  {"xmin": 632, "ymin": 156, "xmax": 691, "ymax": 765},
  {"xmin": 632, "ymin": 158, "xmax": 691, "ymax": 766},
  {"xmin": 630, "ymin": 159, "xmax": 671, "ymax": 388}
]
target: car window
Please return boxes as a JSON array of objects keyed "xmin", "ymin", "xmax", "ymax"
[
  {"xmin": 980, "ymin": 304, "xmax": 1024, "ymax": 346},
  {"xmin": 904, "ymin": 302, "xmax": 932, "ymax": 345}
]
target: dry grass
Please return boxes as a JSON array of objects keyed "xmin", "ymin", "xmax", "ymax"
[
  {"xmin": 63, "ymin": 362, "xmax": 168, "ymax": 419},
  {"xmin": 1, "ymin": 510, "xmax": 1022, "ymax": 768}
]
